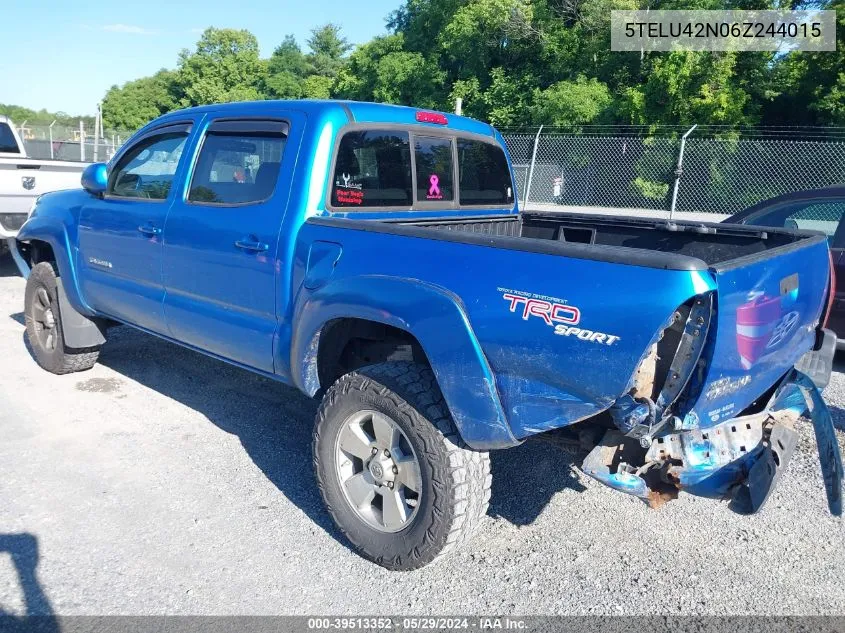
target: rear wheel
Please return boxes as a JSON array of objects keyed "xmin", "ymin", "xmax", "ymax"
[
  {"xmin": 314, "ymin": 362, "xmax": 491, "ymax": 570},
  {"xmin": 24, "ymin": 262, "xmax": 100, "ymax": 374}
]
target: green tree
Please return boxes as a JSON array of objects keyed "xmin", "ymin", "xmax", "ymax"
[
  {"xmin": 102, "ymin": 70, "xmax": 181, "ymax": 131},
  {"xmin": 530, "ymin": 75, "xmax": 612, "ymax": 126},
  {"xmin": 619, "ymin": 51, "xmax": 756, "ymax": 127},
  {"xmin": 335, "ymin": 34, "xmax": 444, "ymax": 107},
  {"xmin": 306, "ymin": 24, "xmax": 352, "ymax": 79},
  {"xmin": 177, "ymin": 27, "xmax": 267, "ymax": 106},
  {"xmin": 264, "ymin": 35, "xmax": 309, "ymax": 99},
  {"xmin": 767, "ymin": 0, "xmax": 845, "ymax": 125}
]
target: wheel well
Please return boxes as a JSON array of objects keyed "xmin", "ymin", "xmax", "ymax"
[
  {"xmin": 18, "ymin": 239, "xmax": 55, "ymax": 268},
  {"xmin": 316, "ymin": 318, "xmax": 430, "ymax": 390}
]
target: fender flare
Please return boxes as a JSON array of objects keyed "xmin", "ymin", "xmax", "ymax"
[
  {"xmin": 290, "ymin": 275, "xmax": 518, "ymax": 450},
  {"xmin": 17, "ymin": 216, "xmax": 94, "ymax": 317}
]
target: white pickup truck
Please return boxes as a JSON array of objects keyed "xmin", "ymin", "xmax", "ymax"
[{"xmin": 1, "ymin": 115, "xmax": 87, "ymax": 250}]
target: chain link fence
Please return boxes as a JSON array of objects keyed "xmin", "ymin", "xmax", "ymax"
[
  {"xmin": 502, "ymin": 130, "xmax": 845, "ymax": 219},
  {"xmin": 14, "ymin": 123, "xmax": 133, "ymax": 163},
  {"xmin": 13, "ymin": 121, "xmax": 845, "ymax": 218}
]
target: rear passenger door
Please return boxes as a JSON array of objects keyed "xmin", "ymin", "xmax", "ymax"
[{"xmin": 162, "ymin": 114, "xmax": 302, "ymax": 372}]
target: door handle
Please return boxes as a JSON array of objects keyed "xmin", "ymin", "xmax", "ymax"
[
  {"xmin": 138, "ymin": 224, "xmax": 162, "ymax": 236},
  {"xmin": 235, "ymin": 238, "xmax": 269, "ymax": 253}
]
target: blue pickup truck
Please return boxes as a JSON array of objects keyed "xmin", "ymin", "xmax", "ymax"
[{"xmin": 11, "ymin": 100, "xmax": 843, "ymax": 569}]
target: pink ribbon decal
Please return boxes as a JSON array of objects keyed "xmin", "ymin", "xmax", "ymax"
[{"xmin": 428, "ymin": 174, "xmax": 440, "ymax": 197}]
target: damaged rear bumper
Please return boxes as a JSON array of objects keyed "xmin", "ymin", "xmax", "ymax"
[{"xmin": 582, "ymin": 369, "xmax": 843, "ymax": 515}]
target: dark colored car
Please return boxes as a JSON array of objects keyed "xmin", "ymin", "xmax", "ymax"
[{"xmin": 725, "ymin": 185, "xmax": 845, "ymax": 348}]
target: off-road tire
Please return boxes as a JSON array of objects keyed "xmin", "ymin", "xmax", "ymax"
[
  {"xmin": 314, "ymin": 362, "xmax": 491, "ymax": 570},
  {"xmin": 24, "ymin": 262, "xmax": 100, "ymax": 374}
]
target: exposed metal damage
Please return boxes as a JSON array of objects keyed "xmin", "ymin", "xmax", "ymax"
[
  {"xmin": 579, "ymin": 291, "xmax": 842, "ymax": 515},
  {"xmin": 582, "ymin": 369, "xmax": 841, "ymax": 515}
]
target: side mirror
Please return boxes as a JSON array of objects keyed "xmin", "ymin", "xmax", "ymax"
[{"xmin": 81, "ymin": 163, "xmax": 108, "ymax": 196}]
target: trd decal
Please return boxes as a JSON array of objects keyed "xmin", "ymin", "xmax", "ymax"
[
  {"xmin": 502, "ymin": 293, "xmax": 580, "ymax": 325},
  {"xmin": 499, "ymin": 289, "xmax": 620, "ymax": 346}
]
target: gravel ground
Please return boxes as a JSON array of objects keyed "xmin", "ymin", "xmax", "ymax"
[{"xmin": 1, "ymin": 252, "xmax": 844, "ymax": 617}]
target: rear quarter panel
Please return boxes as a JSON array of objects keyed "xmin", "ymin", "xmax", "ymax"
[{"xmin": 290, "ymin": 221, "xmax": 716, "ymax": 447}]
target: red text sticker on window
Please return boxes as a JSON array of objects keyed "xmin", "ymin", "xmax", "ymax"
[
  {"xmin": 336, "ymin": 188, "xmax": 364, "ymax": 205},
  {"xmin": 427, "ymin": 174, "xmax": 442, "ymax": 200}
]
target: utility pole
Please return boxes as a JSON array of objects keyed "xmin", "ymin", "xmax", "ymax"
[{"xmin": 79, "ymin": 120, "xmax": 85, "ymax": 162}]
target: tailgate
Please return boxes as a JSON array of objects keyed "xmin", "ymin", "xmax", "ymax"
[{"xmin": 688, "ymin": 235, "xmax": 830, "ymax": 428}]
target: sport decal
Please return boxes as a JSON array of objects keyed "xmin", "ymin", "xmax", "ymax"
[{"xmin": 498, "ymin": 288, "xmax": 620, "ymax": 346}]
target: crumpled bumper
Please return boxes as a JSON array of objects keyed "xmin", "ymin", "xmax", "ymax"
[{"xmin": 582, "ymin": 369, "xmax": 843, "ymax": 515}]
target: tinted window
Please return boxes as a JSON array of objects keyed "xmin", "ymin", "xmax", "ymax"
[
  {"xmin": 414, "ymin": 136, "xmax": 454, "ymax": 202},
  {"xmin": 189, "ymin": 120, "xmax": 287, "ymax": 205},
  {"xmin": 109, "ymin": 132, "xmax": 188, "ymax": 200},
  {"xmin": 745, "ymin": 199, "xmax": 845, "ymax": 237},
  {"xmin": 0, "ymin": 123, "xmax": 20, "ymax": 153},
  {"xmin": 332, "ymin": 130, "xmax": 412, "ymax": 207},
  {"xmin": 458, "ymin": 139, "xmax": 513, "ymax": 206}
]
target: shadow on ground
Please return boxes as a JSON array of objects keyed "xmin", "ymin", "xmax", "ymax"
[
  {"xmin": 0, "ymin": 252, "xmax": 20, "ymax": 278},
  {"xmin": 84, "ymin": 326, "xmax": 582, "ymax": 545},
  {"xmin": 0, "ymin": 533, "xmax": 59, "ymax": 631}
]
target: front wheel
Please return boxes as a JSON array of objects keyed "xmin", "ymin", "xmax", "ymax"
[
  {"xmin": 24, "ymin": 262, "xmax": 100, "ymax": 374},
  {"xmin": 313, "ymin": 362, "xmax": 491, "ymax": 570}
]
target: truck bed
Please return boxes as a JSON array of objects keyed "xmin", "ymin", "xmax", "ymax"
[{"xmin": 393, "ymin": 212, "xmax": 809, "ymax": 270}]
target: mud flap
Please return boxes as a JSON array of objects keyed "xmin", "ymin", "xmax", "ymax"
[
  {"xmin": 729, "ymin": 423, "xmax": 798, "ymax": 514},
  {"xmin": 55, "ymin": 277, "xmax": 107, "ymax": 349}
]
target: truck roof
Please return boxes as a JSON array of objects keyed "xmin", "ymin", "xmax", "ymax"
[{"xmin": 155, "ymin": 99, "xmax": 497, "ymax": 139}]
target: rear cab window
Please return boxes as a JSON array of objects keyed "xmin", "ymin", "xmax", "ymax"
[
  {"xmin": 458, "ymin": 139, "xmax": 513, "ymax": 206},
  {"xmin": 331, "ymin": 130, "xmax": 412, "ymax": 208},
  {"xmin": 329, "ymin": 126, "xmax": 513, "ymax": 211},
  {"xmin": 414, "ymin": 136, "xmax": 454, "ymax": 203}
]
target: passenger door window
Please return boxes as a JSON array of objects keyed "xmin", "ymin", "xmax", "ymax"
[
  {"xmin": 188, "ymin": 120, "xmax": 288, "ymax": 206},
  {"xmin": 108, "ymin": 130, "xmax": 188, "ymax": 200},
  {"xmin": 331, "ymin": 130, "xmax": 412, "ymax": 208},
  {"xmin": 414, "ymin": 136, "xmax": 454, "ymax": 202}
]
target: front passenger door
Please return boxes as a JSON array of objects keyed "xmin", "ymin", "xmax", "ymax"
[{"xmin": 77, "ymin": 123, "xmax": 192, "ymax": 333}]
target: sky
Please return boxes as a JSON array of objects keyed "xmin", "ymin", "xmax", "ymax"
[{"xmin": 0, "ymin": 0, "xmax": 402, "ymax": 116}]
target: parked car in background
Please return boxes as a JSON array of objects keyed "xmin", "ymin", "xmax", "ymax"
[
  {"xmin": 725, "ymin": 186, "xmax": 845, "ymax": 347},
  {"xmin": 0, "ymin": 116, "xmax": 87, "ymax": 252}
]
